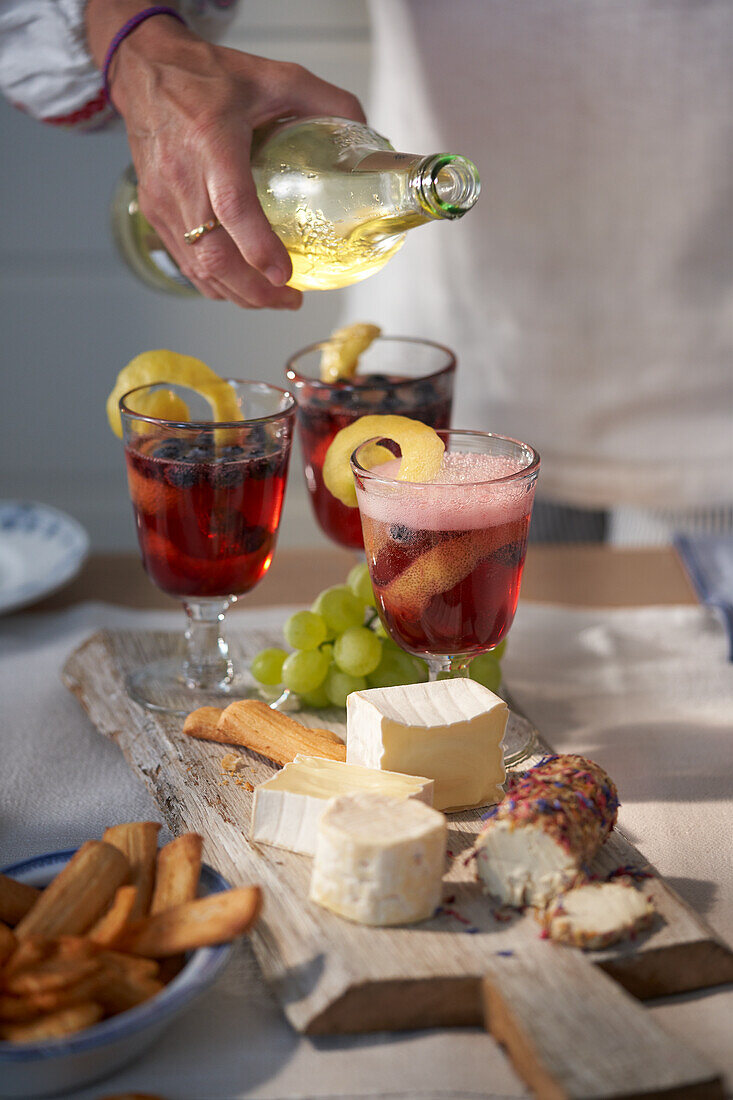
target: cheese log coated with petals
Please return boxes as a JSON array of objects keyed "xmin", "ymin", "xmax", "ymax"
[
  {"xmin": 346, "ymin": 679, "xmax": 507, "ymax": 812},
  {"xmin": 251, "ymin": 755, "xmax": 434, "ymax": 856},
  {"xmin": 472, "ymin": 754, "xmax": 619, "ymax": 907},
  {"xmin": 539, "ymin": 880, "xmax": 656, "ymax": 949},
  {"xmin": 309, "ymin": 792, "xmax": 447, "ymax": 926}
]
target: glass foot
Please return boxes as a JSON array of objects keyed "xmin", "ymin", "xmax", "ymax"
[
  {"xmin": 126, "ymin": 658, "xmax": 267, "ymax": 717},
  {"xmin": 501, "ymin": 692, "xmax": 538, "ymax": 768}
]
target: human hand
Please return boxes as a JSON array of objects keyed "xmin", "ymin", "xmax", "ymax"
[{"xmin": 89, "ymin": 9, "xmax": 365, "ymax": 308}]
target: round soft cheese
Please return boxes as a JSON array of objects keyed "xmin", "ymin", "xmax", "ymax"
[{"xmin": 309, "ymin": 792, "xmax": 447, "ymax": 926}]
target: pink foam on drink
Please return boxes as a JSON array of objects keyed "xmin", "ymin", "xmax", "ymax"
[{"xmin": 357, "ymin": 451, "xmax": 534, "ymax": 532}]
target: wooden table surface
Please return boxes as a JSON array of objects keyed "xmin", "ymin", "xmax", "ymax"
[{"xmin": 29, "ymin": 544, "xmax": 697, "ymax": 613}]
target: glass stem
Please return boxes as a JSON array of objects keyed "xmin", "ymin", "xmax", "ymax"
[
  {"xmin": 182, "ymin": 599, "xmax": 234, "ymax": 689},
  {"xmin": 426, "ymin": 656, "xmax": 472, "ymax": 681}
]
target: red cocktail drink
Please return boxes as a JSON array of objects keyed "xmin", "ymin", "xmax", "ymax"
[
  {"xmin": 125, "ymin": 429, "xmax": 290, "ymax": 598},
  {"xmin": 287, "ymin": 338, "xmax": 456, "ymax": 549},
  {"xmin": 353, "ymin": 434, "xmax": 539, "ymax": 663},
  {"xmin": 362, "ymin": 507, "xmax": 530, "ymax": 656},
  {"xmin": 119, "ymin": 379, "xmax": 295, "ymax": 715}
]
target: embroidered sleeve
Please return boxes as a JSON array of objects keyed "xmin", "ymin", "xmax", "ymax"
[{"xmin": 0, "ymin": 0, "xmax": 238, "ymax": 131}]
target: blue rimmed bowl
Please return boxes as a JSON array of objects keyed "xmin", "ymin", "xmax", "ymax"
[{"xmin": 0, "ymin": 848, "xmax": 234, "ymax": 1098}]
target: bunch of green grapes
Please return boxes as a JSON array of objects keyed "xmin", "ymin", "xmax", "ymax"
[{"xmin": 250, "ymin": 563, "xmax": 506, "ymax": 708}]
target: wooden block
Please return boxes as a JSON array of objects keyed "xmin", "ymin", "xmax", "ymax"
[
  {"xmin": 61, "ymin": 629, "xmax": 733, "ymax": 1047},
  {"xmin": 482, "ymin": 945, "xmax": 724, "ymax": 1099}
]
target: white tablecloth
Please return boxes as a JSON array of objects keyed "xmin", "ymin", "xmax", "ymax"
[{"xmin": 1, "ymin": 599, "xmax": 731, "ymax": 1100}]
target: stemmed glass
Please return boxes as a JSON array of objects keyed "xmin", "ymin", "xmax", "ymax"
[
  {"xmin": 120, "ymin": 380, "xmax": 295, "ymax": 715},
  {"xmin": 286, "ymin": 336, "xmax": 456, "ymax": 549},
  {"xmin": 351, "ymin": 429, "xmax": 540, "ymax": 762}
]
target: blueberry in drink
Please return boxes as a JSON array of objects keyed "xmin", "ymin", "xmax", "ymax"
[{"xmin": 125, "ymin": 424, "xmax": 291, "ymax": 599}]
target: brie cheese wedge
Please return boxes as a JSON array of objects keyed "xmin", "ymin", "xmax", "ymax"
[
  {"xmin": 309, "ymin": 792, "xmax": 447, "ymax": 926},
  {"xmin": 346, "ymin": 678, "xmax": 507, "ymax": 811},
  {"xmin": 250, "ymin": 754, "xmax": 434, "ymax": 856}
]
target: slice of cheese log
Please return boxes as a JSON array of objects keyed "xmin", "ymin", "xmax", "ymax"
[
  {"xmin": 251, "ymin": 755, "xmax": 434, "ymax": 856},
  {"xmin": 539, "ymin": 880, "xmax": 656, "ymax": 949},
  {"xmin": 472, "ymin": 754, "xmax": 619, "ymax": 907},
  {"xmin": 309, "ymin": 792, "xmax": 446, "ymax": 926}
]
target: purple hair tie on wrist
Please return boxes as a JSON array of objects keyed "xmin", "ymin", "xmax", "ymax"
[{"xmin": 102, "ymin": 5, "xmax": 187, "ymax": 105}]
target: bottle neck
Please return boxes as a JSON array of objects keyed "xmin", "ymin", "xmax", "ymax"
[
  {"xmin": 356, "ymin": 151, "xmax": 480, "ymax": 220},
  {"xmin": 409, "ymin": 153, "xmax": 481, "ymax": 219}
]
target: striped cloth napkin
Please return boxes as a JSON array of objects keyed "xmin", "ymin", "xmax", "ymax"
[{"xmin": 674, "ymin": 534, "xmax": 733, "ymax": 659}]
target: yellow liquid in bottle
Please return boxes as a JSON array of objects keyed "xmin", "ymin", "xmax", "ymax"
[
  {"xmin": 252, "ymin": 119, "xmax": 427, "ymax": 291},
  {"xmin": 262, "ymin": 201, "xmax": 425, "ymax": 292},
  {"xmin": 283, "ymin": 209, "xmax": 407, "ymax": 292},
  {"xmin": 254, "ymin": 186, "xmax": 427, "ymax": 291}
]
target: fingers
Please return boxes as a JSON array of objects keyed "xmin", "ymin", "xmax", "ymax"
[
  {"xmin": 205, "ymin": 143, "xmax": 293, "ymax": 289},
  {"xmin": 188, "ymin": 232, "xmax": 302, "ymax": 310},
  {"xmin": 138, "ymin": 186, "xmax": 302, "ymax": 310},
  {"xmin": 145, "ymin": 212, "xmax": 225, "ymax": 301}
]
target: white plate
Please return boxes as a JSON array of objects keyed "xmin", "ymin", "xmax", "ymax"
[{"xmin": 0, "ymin": 501, "xmax": 89, "ymax": 615}]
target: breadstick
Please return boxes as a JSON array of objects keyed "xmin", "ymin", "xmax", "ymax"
[
  {"xmin": 4, "ymin": 956, "xmax": 100, "ymax": 996},
  {"xmin": 92, "ymin": 967, "xmax": 164, "ymax": 1014},
  {"xmin": 0, "ymin": 875, "xmax": 40, "ymax": 927},
  {"xmin": 14, "ymin": 841, "xmax": 129, "ymax": 940},
  {"xmin": 187, "ymin": 699, "xmax": 345, "ymax": 766},
  {"xmin": 0, "ymin": 922, "xmax": 16, "ymax": 967},
  {"xmin": 3, "ymin": 936, "xmax": 54, "ymax": 978},
  {"xmin": 94, "ymin": 950, "xmax": 159, "ymax": 981},
  {"xmin": 9, "ymin": 969, "xmax": 104, "ymax": 1016},
  {"xmin": 114, "ymin": 886, "xmax": 262, "ymax": 957},
  {"xmin": 103, "ymin": 823, "xmax": 161, "ymax": 919},
  {"xmin": 0, "ymin": 1002, "xmax": 103, "ymax": 1042},
  {"xmin": 0, "ymin": 994, "xmax": 40, "ymax": 1023},
  {"xmin": 150, "ymin": 834, "xmax": 203, "ymax": 915},
  {"xmin": 88, "ymin": 885, "xmax": 139, "ymax": 946},
  {"xmin": 182, "ymin": 706, "xmax": 223, "ymax": 741}
]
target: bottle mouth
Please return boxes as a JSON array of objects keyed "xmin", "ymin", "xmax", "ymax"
[{"xmin": 413, "ymin": 154, "xmax": 481, "ymax": 219}]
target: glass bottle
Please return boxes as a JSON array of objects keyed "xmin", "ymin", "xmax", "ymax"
[{"xmin": 110, "ymin": 116, "xmax": 480, "ymax": 295}]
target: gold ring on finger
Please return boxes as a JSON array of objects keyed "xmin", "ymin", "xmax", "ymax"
[{"xmin": 183, "ymin": 218, "xmax": 221, "ymax": 245}]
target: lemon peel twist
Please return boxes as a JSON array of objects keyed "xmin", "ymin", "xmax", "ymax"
[
  {"xmin": 318, "ymin": 323, "xmax": 381, "ymax": 383},
  {"xmin": 322, "ymin": 414, "xmax": 446, "ymax": 508},
  {"xmin": 106, "ymin": 349, "xmax": 240, "ymax": 438}
]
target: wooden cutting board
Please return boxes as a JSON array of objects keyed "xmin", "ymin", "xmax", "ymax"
[{"xmin": 63, "ymin": 628, "xmax": 732, "ymax": 1100}]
